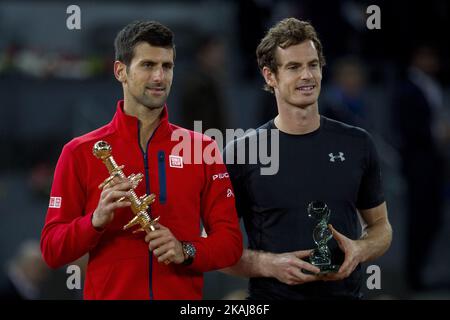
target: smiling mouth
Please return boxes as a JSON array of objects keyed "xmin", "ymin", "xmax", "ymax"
[
  {"xmin": 146, "ymin": 87, "xmax": 166, "ymax": 95},
  {"xmin": 147, "ymin": 87, "xmax": 165, "ymax": 91},
  {"xmin": 296, "ymin": 85, "xmax": 316, "ymax": 92}
]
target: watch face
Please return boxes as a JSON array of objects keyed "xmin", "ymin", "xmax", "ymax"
[{"xmin": 183, "ymin": 242, "xmax": 196, "ymax": 258}]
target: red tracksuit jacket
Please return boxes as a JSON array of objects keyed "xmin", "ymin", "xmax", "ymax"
[{"xmin": 40, "ymin": 100, "xmax": 243, "ymax": 299}]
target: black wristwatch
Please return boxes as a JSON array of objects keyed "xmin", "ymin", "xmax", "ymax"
[{"xmin": 181, "ymin": 242, "xmax": 196, "ymax": 266}]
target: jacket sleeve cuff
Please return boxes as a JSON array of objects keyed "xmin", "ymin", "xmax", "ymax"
[
  {"xmin": 186, "ymin": 239, "xmax": 210, "ymax": 273},
  {"xmin": 78, "ymin": 211, "xmax": 105, "ymax": 250}
]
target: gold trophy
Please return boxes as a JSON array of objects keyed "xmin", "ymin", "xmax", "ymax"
[{"xmin": 92, "ymin": 140, "xmax": 159, "ymax": 233}]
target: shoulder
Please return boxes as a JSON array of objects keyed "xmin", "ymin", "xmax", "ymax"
[
  {"xmin": 63, "ymin": 122, "xmax": 115, "ymax": 155},
  {"xmin": 322, "ymin": 116, "xmax": 372, "ymax": 142},
  {"xmin": 224, "ymin": 120, "xmax": 273, "ymax": 151},
  {"xmin": 168, "ymin": 123, "xmax": 215, "ymax": 144},
  {"xmin": 322, "ymin": 117, "xmax": 378, "ymax": 163}
]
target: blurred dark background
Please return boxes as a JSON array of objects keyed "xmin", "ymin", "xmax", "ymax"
[{"xmin": 1, "ymin": 0, "xmax": 449, "ymax": 300}]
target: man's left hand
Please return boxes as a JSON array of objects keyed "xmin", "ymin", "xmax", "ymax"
[{"xmin": 320, "ymin": 224, "xmax": 364, "ymax": 281}]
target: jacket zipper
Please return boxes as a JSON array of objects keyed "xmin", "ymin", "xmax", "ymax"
[
  {"xmin": 138, "ymin": 123, "xmax": 160, "ymax": 300},
  {"xmin": 157, "ymin": 151, "xmax": 167, "ymax": 204}
]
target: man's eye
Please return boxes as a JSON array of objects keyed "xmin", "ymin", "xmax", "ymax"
[{"xmin": 288, "ymin": 65, "xmax": 298, "ymax": 70}]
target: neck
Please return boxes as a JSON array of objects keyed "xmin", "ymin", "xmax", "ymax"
[
  {"xmin": 123, "ymin": 96, "xmax": 164, "ymax": 150},
  {"xmin": 274, "ymin": 102, "xmax": 320, "ymax": 135}
]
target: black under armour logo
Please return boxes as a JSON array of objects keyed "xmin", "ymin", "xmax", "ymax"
[{"xmin": 329, "ymin": 152, "xmax": 345, "ymax": 162}]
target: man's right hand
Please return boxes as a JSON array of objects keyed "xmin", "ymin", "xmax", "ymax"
[
  {"xmin": 91, "ymin": 176, "xmax": 132, "ymax": 230},
  {"xmin": 263, "ymin": 250, "xmax": 321, "ymax": 285}
]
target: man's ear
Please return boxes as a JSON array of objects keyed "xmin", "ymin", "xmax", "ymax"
[
  {"xmin": 262, "ymin": 66, "xmax": 276, "ymax": 89},
  {"xmin": 114, "ymin": 61, "xmax": 127, "ymax": 83}
]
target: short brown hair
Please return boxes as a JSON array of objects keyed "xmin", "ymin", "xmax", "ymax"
[
  {"xmin": 114, "ymin": 21, "xmax": 175, "ymax": 66},
  {"xmin": 256, "ymin": 18, "xmax": 326, "ymax": 93}
]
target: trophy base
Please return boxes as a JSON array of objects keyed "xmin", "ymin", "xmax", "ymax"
[{"xmin": 302, "ymin": 264, "xmax": 340, "ymax": 275}]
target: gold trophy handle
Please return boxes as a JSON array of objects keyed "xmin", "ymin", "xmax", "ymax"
[{"xmin": 92, "ymin": 140, "xmax": 159, "ymax": 232}]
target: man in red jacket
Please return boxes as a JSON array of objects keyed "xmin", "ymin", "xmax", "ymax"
[{"xmin": 40, "ymin": 21, "xmax": 243, "ymax": 300}]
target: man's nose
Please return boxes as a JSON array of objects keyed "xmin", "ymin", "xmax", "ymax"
[
  {"xmin": 300, "ymin": 67, "xmax": 313, "ymax": 80},
  {"xmin": 152, "ymin": 66, "xmax": 164, "ymax": 82}
]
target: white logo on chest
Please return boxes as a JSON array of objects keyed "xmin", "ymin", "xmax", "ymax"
[
  {"xmin": 329, "ymin": 152, "xmax": 345, "ymax": 162},
  {"xmin": 169, "ymin": 155, "xmax": 183, "ymax": 168}
]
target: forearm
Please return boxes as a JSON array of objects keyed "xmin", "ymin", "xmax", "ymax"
[
  {"xmin": 41, "ymin": 212, "xmax": 103, "ymax": 268},
  {"xmin": 357, "ymin": 219, "xmax": 392, "ymax": 262},
  {"xmin": 221, "ymin": 249, "xmax": 273, "ymax": 278}
]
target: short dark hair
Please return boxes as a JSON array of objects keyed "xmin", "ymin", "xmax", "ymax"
[
  {"xmin": 114, "ymin": 21, "xmax": 176, "ymax": 66},
  {"xmin": 256, "ymin": 18, "xmax": 326, "ymax": 93}
]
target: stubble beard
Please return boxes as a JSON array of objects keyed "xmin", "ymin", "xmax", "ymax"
[{"xmin": 136, "ymin": 90, "xmax": 169, "ymax": 110}]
